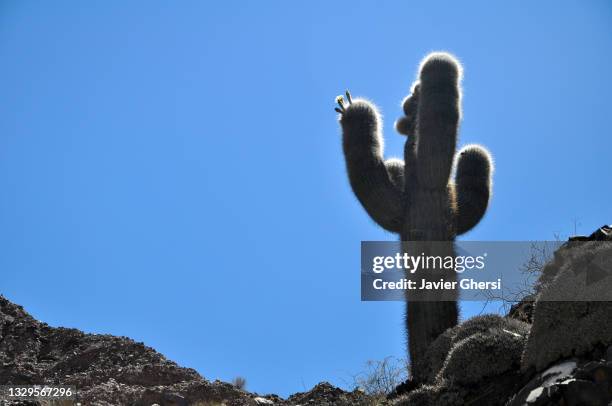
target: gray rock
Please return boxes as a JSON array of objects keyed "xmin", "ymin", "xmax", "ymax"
[
  {"xmin": 522, "ymin": 241, "xmax": 612, "ymax": 372},
  {"xmin": 0, "ymin": 296, "xmax": 376, "ymax": 406}
]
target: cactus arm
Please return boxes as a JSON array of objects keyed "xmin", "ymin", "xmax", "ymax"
[
  {"xmin": 414, "ymin": 54, "xmax": 462, "ymax": 188},
  {"xmin": 395, "ymin": 84, "xmax": 420, "ymax": 137},
  {"xmin": 338, "ymin": 95, "xmax": 404, "ymax": 233},
  {"xmin": 385, "ymin": 158, "xmax": 405, "ymax": 192},
  {"xmin": 454, "ymin": 145, "xmax": 493, "ymax": 235}
]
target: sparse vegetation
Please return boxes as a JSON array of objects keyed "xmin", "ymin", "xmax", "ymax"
[
  {"xmin": 232, "ymin": 376, "xmax": 247, "ymax": 390},
  {"xmin": 481, "ymin": 240, "xmax": 557, "ymax": 314},
  {"xmin": 349, "ymin": 357, "xmax": 408, "ymax": 397}
]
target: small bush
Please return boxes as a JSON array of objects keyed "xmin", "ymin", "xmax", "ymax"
[
  {"xmin": 351, "ymin": 356, "xmax": 408, "ymax": 396},
  {"xmin": 232, "ymin": 376, "xmax": 247, "ymax": 390}
]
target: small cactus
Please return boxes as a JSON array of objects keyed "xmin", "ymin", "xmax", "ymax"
[
  {"xmin": 336, "ymin": 52, "xmax": 493, "ymax": 382},
  {"xmin": 439, "ymin": 328, "xmax": 525, "ymax": 385},
  {"xmin": 422, "ymin": 315, "xmax": 529, "ymax": 383}
]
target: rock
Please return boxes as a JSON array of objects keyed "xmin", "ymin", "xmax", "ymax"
[
  {"xmin": 562, "ymin": 379, "xmax": 609, "ymax": 406},
  {"xmin": 395, "ymin": 226, "xmax": 612, "ymax": 405},
  {"xmin": 576, "ymin": 361, "xmax": 612, "ymax": 384},
  {"xmin": 0, "ymin": 296, "xmax": 376, "ymax": 406},
  {"xmin": 508, "ymin": 360, "xmax": 577, "ymax": 405},
  {"xmin": 522, "ymin": 237, "xmax": 612, "ymax": 372},
  {"xmin": 509, "ymin": 358, "xmax": 612, "ymax": 405},
  {"xmin": 3, "ymin": 225, "xmax": 612, "ymax": 405},
  {"xmin": 286, "ymin": 382, "xmax": 374, "ymax": 406},
  {"xmin": 568, "ymin": 225, "xmax": 612, "ymax": 242},
  {"xmin": 507, "ymin": 295, "xmax": 536, "ymax": 324}
]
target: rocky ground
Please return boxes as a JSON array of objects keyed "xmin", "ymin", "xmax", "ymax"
[
  {"xmin": 389, "ymin": 225, "xmax": 612, "ymax": 405},
  {"xmin": 0, "ymin": 295, "xmax": 378, "ymax": 406},
  {"xmin": 1, "ymin": 226, "xmax": 611, "ymax": 405}
]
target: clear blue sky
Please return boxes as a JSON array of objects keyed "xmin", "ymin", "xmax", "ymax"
[{"xmin": 1, "ymin": 0, "xmax": 611, "ymax": 398}]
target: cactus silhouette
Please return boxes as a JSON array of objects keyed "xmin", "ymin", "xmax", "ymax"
[{"xmin": 336, "ymin": 52, "xmax": 493, "ymax": 383}]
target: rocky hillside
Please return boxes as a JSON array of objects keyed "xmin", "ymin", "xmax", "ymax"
[
  {"xmin": 1, "ymin": 226, "xmax": 611, "ymax": 405},
  {"xmin": 0, "ymin": 296, "xmax": 375, "ymax": 405},
  {"xmin": 392, "ymin": 225, "xmax": 612, "ymax": 405}
]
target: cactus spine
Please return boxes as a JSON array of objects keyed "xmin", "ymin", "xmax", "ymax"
[{"xmin": 336, "ymin": 53, "xmax": 493, "ymax": 383}]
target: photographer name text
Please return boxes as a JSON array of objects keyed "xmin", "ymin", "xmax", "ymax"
[{"xmin": 372, "ymin": 278, "xmax": 502, "ymax": 291}]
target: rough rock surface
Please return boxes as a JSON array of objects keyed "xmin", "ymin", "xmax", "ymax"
[
  {"xmin": 522, "ymin": 239, "xmax": 612, "ymax": 372},
  {"xmin": 2, "ymin": 226, "xmax": 612, "ymax": 405},
  {"xmin": 0, "ymin": 297, "xmax": 376, "ymax": 406},
  {"xmin": 286, "ymin": 382, "xmax": 376, "ymax": 406},
  {"xmin": 507, "ymin": 294, "xmax": 535, "ymax": 324},
  {"xmin": 391, "ymin": 226, "xmax": 612, "ymax": 405},
  {"xmin": 508, "ymin": 358, "xmax": 612, "ymax": 406}
]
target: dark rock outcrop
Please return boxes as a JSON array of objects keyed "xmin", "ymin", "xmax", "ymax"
[
  {"xmin": 522, "ymin": 240, "xmax": 612, "ymax": 372},
  {"xmin": 0, "ymin": 297, "xmax": 375, "ymax": 405},
  {"xmin": 2, "ymin": 226, "xmax": 612, "ymax": 405},
  {"xmin": 392, "ymin": 226, "xmax": 612, "ymax": 405}
]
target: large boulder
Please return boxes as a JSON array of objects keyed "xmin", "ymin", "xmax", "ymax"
[{"xmin": 522, "ymin": 233, "xmax": 612, "ymax": 372}]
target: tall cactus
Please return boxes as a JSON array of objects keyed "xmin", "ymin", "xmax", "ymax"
[{"xmin": 336, "ymin": 52, "xmax": 493, "ymax": 383}]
